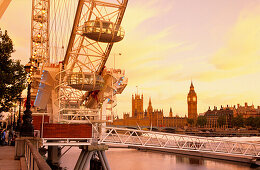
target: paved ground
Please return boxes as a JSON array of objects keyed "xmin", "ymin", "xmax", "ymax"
[{"xmin": 0, "ymin": 146, "xmax": 20, "ymax": 170}]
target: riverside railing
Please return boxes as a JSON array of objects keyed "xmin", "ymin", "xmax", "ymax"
[
  {"xmin": 101, "ymin": 127, "xmax": 260, "ymax": 158},
  {"xmin": 24, "ymin": 139, "xmax": 51, "ymax": 170}
]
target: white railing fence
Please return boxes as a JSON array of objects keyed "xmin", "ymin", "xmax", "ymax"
[{"xmin": 100, "ymin": 127, "xmax": 260, "ymax": 157}]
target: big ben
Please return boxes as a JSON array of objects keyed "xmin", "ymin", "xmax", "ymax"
[{"xmin": 187, "ymin": 81, "xmax": 197, "ymax": 119}]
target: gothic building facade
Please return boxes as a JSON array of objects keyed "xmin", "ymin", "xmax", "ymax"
[
  {"xmin": 132, "ymin": 94, "xmax": 144, "ymax": 119},
  {"xmin": 111, "ymin": 94, "xmax": 187, "ymax": 128}
]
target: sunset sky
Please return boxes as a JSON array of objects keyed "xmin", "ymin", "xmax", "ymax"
[{"xmin": 1, "ymin": 0, "xmax": 260, "ymax": 117}]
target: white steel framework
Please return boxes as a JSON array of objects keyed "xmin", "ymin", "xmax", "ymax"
[
  {"xmin": 101, "ymin": 127, "xmax": 260, "ymax": 158},
  {"xmin": 30, "ymin": 0, "xmax": 50, "ymax": 99},
  {"xmin": 31, "ymin": 0, "xmax": 50, "ymax": 66}
]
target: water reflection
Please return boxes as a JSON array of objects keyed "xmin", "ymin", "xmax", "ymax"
[
  {"xmin": 176, "ymin": 155, "xmax": 204, "ymax": 165},
  {"xmin": 60, "ymin": 147, "xmax": 255, "ymax": 170}
]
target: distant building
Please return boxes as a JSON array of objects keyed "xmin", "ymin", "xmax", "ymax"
[
  {"xmin": 147, "ymin": 97, "xmax": 153, "ymax": 120},
  {"xmin": 111, "ymin": 94, "xmax": 187, "ymax": 128},
  {"xmin": 235, "ymin": 103, "xmax": 260, "ymax": 118},
  {"xmin": 187, "ymin": 81, "xmax": 197, "ymax": 120},
  {"xmin": 163, "ymin": 115, "xmax": 187, "ymax": 128},
  {"xmin": 204, "ymin": 106, "xmax": 233, "ymax": 128},
  {"xmin": 145, "ymin": 98, "xmax": 164, "ymax": 127},
  {"xmin": 169, "ymin": 107, "xmax": 173, "ymax": 117},
  {"xmin": 132, "ymin": 94, "xmax": 143, "ymax": 119}
]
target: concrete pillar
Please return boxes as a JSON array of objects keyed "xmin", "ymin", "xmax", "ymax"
[
  {"xmin": 47, "ymin": 146, "xmax": 61, "ymax": 168},
  {"xmin": 74, "ymin": 144, "xmax": 109, "ymax": 170},
  {"xmin": 15, "ymin": 137, "xmax": 41, "ymax": 159}
]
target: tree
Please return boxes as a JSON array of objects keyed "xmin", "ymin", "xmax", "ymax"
[
  {"xmin": 231, "ymin": 115, "xmax": 244, "ymax": 128},
  {"xmin": 197, "ymin": 116, "xmax": 207, "ymax": 127},
  {"xmin": 245, "ymin": 117, "xmax": 255, "ymax": 128},
  {"xmin": 0, "ymin": 30, "xmax": 26, "ymax": 112},
  {"xmin": 217, "ymin": 115, "xmax": 226, "ymax": 128},
  {"xmin": 187, "ymin": 118, "xmax": 194, "ymax": 126},
  {"xmin": 255, "ymin": 117, "xmax": 260, "ymax": 128}
]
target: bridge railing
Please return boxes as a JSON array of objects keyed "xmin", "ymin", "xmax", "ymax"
[
  {"xmin": 24, "ymin": 139, "xmax": 51, "ymax": 170},
  {"xmin": 100, "ymin": 127, "xmax": 260, "ymax": 157}
]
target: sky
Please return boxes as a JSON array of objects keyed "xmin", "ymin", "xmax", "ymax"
[{"xmin": 1, "ymin": 0, "xmax": 260, "ymax": 118}]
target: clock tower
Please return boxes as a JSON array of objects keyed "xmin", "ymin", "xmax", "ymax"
[{"xmin": 187, "ymin": 81, "xmax": 197, "ymax": 119}]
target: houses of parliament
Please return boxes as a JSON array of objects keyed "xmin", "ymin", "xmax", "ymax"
[{"xmin": 110, "ymin": 82, "xmax": 197, "ymax": 128}]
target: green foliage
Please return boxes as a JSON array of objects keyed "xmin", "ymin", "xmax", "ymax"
[
  {"xmin": 245, "ymin": 117, "xmax": 255, "ymax": 127},
  {"xmin": 187, "ymin": 118, "xmax": 194, "ymax": 126},
  {"xmin": 231, "ymin": 115, "xmax": 244, "ymax": 128},
  {"xmin": 255, "ymin": 117, "xmax": 260, "ymax": 128},
  {"xmin": 217, "ymin": 115, "xmax": 226, "ymax": 128},
  {"xmin": 245, "ymin": 117, "xmax": 260, "ymax": 128},
  {"xmin": 197, "ymin": 116, "xmax": 207, "ymax": 127},
  {"xmin": 0, "ymin": 30, "xmax": 26, "ymax": 112}
]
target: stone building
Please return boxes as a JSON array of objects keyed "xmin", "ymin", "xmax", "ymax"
[
  {"xmin": 163, "ymin": 116, "xmax": 187, "ymax": 128},
  {"xmin": 204, "ymin": 106, "xmax": 233, "ymax": 128},
  {"xmin": 235, "ymin": 103, "xmax": 260, "ymax": 118},
  {"xmin": 111, "ymin": 94, "xmax": 187, "ymax": 128},
  {"xmin": 132, "ymin": 94, "xmax": 143, "ymax": 119}
]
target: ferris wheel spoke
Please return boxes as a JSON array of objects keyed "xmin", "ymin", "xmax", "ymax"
[
  {"xmin": 102, "ymin": 9, "xmax": 120, "ymax": 20},
  {"xmin": 82, "ymin": 40, "xmax": 104, "ymax": 55}
]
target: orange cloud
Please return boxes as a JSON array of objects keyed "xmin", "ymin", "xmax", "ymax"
[
  {"xmin": 211, "ymin": 7, "xmax": 260, "ymax": 70},
  {"xmin": 193, "ymin": 62, "xmax": 260, "ymax": 82}
]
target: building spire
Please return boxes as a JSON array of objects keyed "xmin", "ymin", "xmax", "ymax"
[
  {"xmin": 189, "ymin": 80, "xmax": 195, "ymax": 92},
  {"xmin": 190, "ymin": 80, "xmax": 194, "ymax": 89},
  {"xmin": 147, "ymin": 97, "xmax": 153, "ymax": 115},
  {"xmin": 169, "ymin": 107, "xmax": 173, "ymax": 117}
]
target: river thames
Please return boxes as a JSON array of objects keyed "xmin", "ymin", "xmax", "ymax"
[{"xmin": 60, "ymin": 147, "xmax": 257, "ymax": 170}]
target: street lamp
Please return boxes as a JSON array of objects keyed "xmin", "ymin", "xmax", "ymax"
[
  {"xmin": 12, "ymin": 106, "xmax": 16, "ymax": 130},
  {"xmin": 20, "ymin": 63, "xmax": 36, "ymax": 137},
  {"xmin": 113, "ymin": 53, "xmax": 122, "ymax": 69},
  {"xmin": 10, "ymin": 109, "xmax": 12, "ymax": 129},
  {"xmin": 16, "ymin": 95, "xmax": 22, "ymax": 132}
]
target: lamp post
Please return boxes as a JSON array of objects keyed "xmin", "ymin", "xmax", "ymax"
[
  {"xmin": 16, "ymin": 96, "xmax": 22, "ymax": 132},
  {"xmin": 10, "ymin": 110, "xmax": 12, "ymax": 129},
  {"xmin": 20, "ymin": 63, "xmax": 36, "ymax": 137},
  {"xmin": 113, "ymin": 53, "xmax": 122, "ymax": 69},
  {"xmin": 13, "ymin": 106, "xmax": 16, "ymax": 130}
]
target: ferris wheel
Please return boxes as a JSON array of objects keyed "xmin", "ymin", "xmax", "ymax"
[
  {"xmin": 30, "ymin": 0, "xmax": 128, "ymax": 126},
  {"xmin": 23, "ymin": 1, "xmax": 129, "ymax": 168}
]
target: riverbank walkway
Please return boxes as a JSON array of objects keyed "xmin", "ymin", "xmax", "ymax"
[{"xmin": 0, "ymin": 146, "xmax": 20, "ymax": 170}]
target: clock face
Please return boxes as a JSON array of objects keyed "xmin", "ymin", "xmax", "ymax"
[
  {"xmin": 192, "ymin": 96, "xmax": 196, "ymax": 101},
  {"xmin": 188, "ymin": 97, "xmax": 191, "ymax": 102}
]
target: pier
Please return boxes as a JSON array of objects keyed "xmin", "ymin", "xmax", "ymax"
[{"xmin": 101, "ymin": 127, "xmax": 260, "ymax": 166}]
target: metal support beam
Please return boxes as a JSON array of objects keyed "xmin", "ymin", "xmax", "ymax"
[
  {"xmin": 97, "ymin": 151, "xmax": 107, "ymax": 170},
  {"xmin": 81, "ymin": 151, "xmax": 93, "ymax": 170},
  {"xmin": 74, "ymin": 144, "xmax": 110, "ymax": 170},
  {"xmin": 101, "ymin": 150, "xmax": 111, "ymax": 170},
  {"xmin": 74, "ymin": 150, "xmax": 86, "ymax": 170},
  {"xmin": 63, "ymin": 0, "xmax": 85, "ymax": 66}
]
